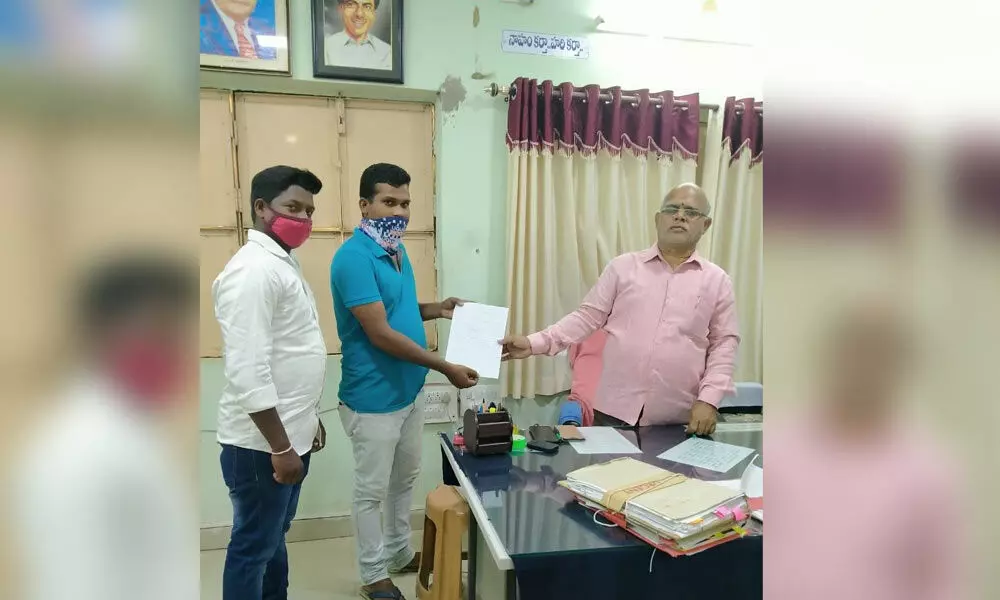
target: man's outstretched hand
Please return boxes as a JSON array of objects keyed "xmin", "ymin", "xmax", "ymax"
[
  {"xmin": 438, "ymin": 297, "xmax": 465, "ymax": 319},
  {"xmin": 444, "ymin": 363, "xmax": 479, "ymax": 388},
  {"xmin": 499, "ymin": 335, "xmax": 532, "ymax": 361}
]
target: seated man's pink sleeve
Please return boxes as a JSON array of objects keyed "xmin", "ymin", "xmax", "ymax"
[{"xmin": 527, "ymin": 263, "xmax": 619, "ymax": 356}]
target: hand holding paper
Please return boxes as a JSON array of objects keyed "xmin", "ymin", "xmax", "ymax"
[
  {"xmin": 442, "ymin": 363, "xmax": 479, "ymax": 389},
  {"xmin": 499, "ymin": 334, "xmax": 531, "ymax": 360},
  {"xmin": 437, "ymin": 297, "xmax": 465, "ymax": 319},
  {"xmin": 445, "ymin": 303, "xmax": 510, "ymax": 379}
]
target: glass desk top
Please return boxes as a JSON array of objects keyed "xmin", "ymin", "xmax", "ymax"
[{"xmin": 441, "ymin": 424, "xmax": 762, "ymax": 560}]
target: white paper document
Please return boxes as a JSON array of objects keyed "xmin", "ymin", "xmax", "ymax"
[
  {"xmin": 740, "ymin": 455, "xmax": 763, "ymax": 497},
  {"xmin": 707, "ymin": 455, "xmax": 763, "ymax": 496},
  {"xmin": 444, "ymin": 303, "xmax": 510, "ymax": 380},
  {"xmin": 708, "ymin": 479, "xmax": 742, "ymax": 492},
  {"xmin": 569, "ymin": 427, "xmax": 643, "ymax": 455},
  {"xmin": 657, "ymin": 437, "xmax": 755, "ymax": 473}
]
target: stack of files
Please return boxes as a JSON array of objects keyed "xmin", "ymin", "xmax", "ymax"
[
  {"xmin": 622, "ymin": 477, "xmax": 749, "ymax": 555},
  {"xmin": 559, "ymin": 457, "xmax": 671, "ymax": 509},
  {"xmin": 559, "ymin": 457, "xmax": 750, "ymax": 557}
]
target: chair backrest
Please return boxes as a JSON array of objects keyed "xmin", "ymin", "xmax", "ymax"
[
  {"xmin": 720, "ymin": 382, "xmax": 763, "ymax": 409},
  {"xmin": 566, "ymin": 329, "xmax": 608, "ymax": 425}
]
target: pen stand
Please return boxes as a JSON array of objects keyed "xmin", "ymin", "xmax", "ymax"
[{"xmin": 463, "ymin": 408, "xmax": 513, "ymax": 456}]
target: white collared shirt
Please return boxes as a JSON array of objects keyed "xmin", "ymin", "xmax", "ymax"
[
  {"xmin": 211, "ymin": 0, "xmax": 250, "ymax": 52},
  {"xmin": 324, "ymin": 30, "xmax": 392, "ymax": 70},
  {"xmin": 14, "ymin": 374, "xmax": 198, "ymax": 600},
  {"xmin": 213, "ymin": 230, "xmax": 327, "ymax": 455}
]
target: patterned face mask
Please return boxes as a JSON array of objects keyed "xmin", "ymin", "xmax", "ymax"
[{"xmin": 359, "ymin": 215, "xmax": 408, "ymax": 253}]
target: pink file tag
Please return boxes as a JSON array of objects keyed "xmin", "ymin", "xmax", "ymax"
[
  {"xmin": 732, "ymin": 507, "xmax": 747, "ymax": 521},
  {"xmin": 714, "ymin": 506, "xmax": 732, "ymax": 518}
]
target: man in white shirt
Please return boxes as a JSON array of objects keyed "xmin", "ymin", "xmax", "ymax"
[
  {"xmin": 213, "ymin": 165, "xmax": 327, "ymax": 600},
  {"xmin": 324, "ymin": 0, "xmax": 392, "ymax": 70},
  {"xmin": 14, "ymin": 256, "xmax": 198, "ymax": 600}
]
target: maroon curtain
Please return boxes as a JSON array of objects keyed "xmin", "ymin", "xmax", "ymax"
[
  {"xmin": 765, "ymin": 116, "xmax": 901, "ymax": 229},
  {"xmin": 506, "ymin": 77, "xmax": 701, "ymax": 158},
  {"xmin": 953, "ymin": 141, "xmax": 1000, "ymax": 229},
  {"xmin": 723, "ymin": 96, "xmax": 764, "ymax": 163}
]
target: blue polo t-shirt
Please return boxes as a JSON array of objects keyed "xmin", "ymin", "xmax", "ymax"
[{"xmin": 330, "ymin": 229, "xmax": 429, "ymax": 413}]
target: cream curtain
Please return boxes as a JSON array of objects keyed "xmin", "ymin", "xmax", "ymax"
[
  {"xmin": 502, "ymin": 79, "xmax": 699, "ymax": 399},
  {"xmin": 703, "ymin": 97, "xmax": 763, "ymax": 383}
]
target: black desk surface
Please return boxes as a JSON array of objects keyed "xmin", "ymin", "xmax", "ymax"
[{"xmin": 441, "ymin": 424, "xmax": 763, "ymax": 561}]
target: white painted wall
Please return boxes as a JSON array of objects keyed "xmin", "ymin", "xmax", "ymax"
[{"xmin": 199, "ymin": 0, "xmax": 761, "ymax": 527}]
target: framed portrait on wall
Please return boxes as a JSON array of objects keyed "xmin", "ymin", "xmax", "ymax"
[
  {"xmin": 200, "ymin": 0, "xmax": 290, "ymax": 73},
  {"xmin": 312, "ymin": 0, "xmax": 404, "ymax": 84}
]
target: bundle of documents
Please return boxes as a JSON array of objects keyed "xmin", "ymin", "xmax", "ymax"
[{"xmin": 559, "ymin": 457, "xmax": 751, "ymax": 556}]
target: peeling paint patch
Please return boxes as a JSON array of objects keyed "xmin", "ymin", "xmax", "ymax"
[
  {"xmin": 439, "ymin": 75, "xmax": 467, "ymax": 115},
  {"xmin": 473, "ymin": 6, "xmax": 480, "ymax": 27}
]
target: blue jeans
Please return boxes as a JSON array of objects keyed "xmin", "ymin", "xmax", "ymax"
[{"xmin": 220, "ymin": 444, "xmax": 311, "ymax": 600}]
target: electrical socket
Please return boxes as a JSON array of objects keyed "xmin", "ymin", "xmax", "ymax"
[
  {"xmin": 458, "ymin": 383, "xmax": 501, "ymax": 415},
  {"xmin": 421, "ymin": 385, "xmax": 457, "ymax": 424}
]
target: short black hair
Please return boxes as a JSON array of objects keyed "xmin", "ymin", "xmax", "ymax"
[
  {"xmin": 79, "ymin": 255, "xmax": 196, "ymax": 336},
  {"xmin": 359, "ymin": 163, "xmax": 410, "ymax": 200},
  {"xmin": 338, "ymin": 0, "xmax": 380, "ymax": 8},
  {"xmin": 249, "ymin": 166, "xmax": 323, "ymax": 223}
]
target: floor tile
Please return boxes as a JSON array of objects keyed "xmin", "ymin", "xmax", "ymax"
[{"xmin": 201, "ymin": 535, "xmax": 421, "ymax": 600}]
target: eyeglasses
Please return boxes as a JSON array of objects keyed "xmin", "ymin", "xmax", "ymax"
[
  {"xmin": 341, "ymin": 0, "xmax": 376, "ymax": 12},
  {"xmin": 659, "ymin": 204, "xmax": 707, "ymax": 219}
]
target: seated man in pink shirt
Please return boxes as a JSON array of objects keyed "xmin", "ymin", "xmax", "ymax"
[{"xmin": 502, "ymin": 183, "xmax": 740, "ymax": 435}]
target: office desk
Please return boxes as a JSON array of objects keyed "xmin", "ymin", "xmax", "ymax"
[{"xmin": 440, "ymin": 424, "xmax": 763, "ymax": 600}]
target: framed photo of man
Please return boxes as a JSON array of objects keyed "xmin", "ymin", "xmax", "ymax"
[
  {"xmin": 312, "ymin": 0, "xmax": 403, "ymax": 84},
  {"xmin": 200, "ymin": 0, "xmax": 290, "ymax": 73}
]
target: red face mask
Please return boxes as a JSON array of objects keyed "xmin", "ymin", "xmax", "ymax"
[
  {"xmin": 106, "ymin": 339, "xmax": 185, "ymax": 404},
  {"xmin": 269, "ymin": 212, "xmax": 312, "ymax": 249}
]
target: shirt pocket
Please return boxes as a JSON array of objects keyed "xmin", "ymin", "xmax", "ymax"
[{"xmin": 674, "ymin": 288, "xmax": 712, "ymax": 341}]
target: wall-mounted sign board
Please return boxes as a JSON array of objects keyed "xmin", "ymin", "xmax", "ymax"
[{"xmin": 501, "ymin": 30, "xmax": 590, "ymax": 59}]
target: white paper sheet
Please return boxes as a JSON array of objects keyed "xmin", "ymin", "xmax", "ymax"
[
  {"xmin": 569, "ymin": 427, "xmax": 643, "ymax": 455},
  {"xmin": 708, "ymin": 479, "xmax": 742, "ymax": 492},
  {"xmin": 657, "ymin": 437, "xmax": 755, "ymax": 473},
  {"xmin": 444, "ymin": 303, "xmax": 510, "ymax": 379},
  {"xmin": 708, "ymin": 455, "xmax": 763, "ymax": 495},
  {"xmin": 709, "ymin": 458, "xmax": 764, "ymax": 521},
  {"xmin": 740, "ymin": 455, "xmax": 763, "ymax": 497}
]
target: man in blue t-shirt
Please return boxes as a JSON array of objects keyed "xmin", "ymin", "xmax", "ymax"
[{"xmin": 330, "ymin": 163, "xmax": 479, "ymax": 599}]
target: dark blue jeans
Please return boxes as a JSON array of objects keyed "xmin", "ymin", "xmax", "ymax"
[{"xmin": 220, "ymin": 444, "xmax": 311, "ymax": 600}]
